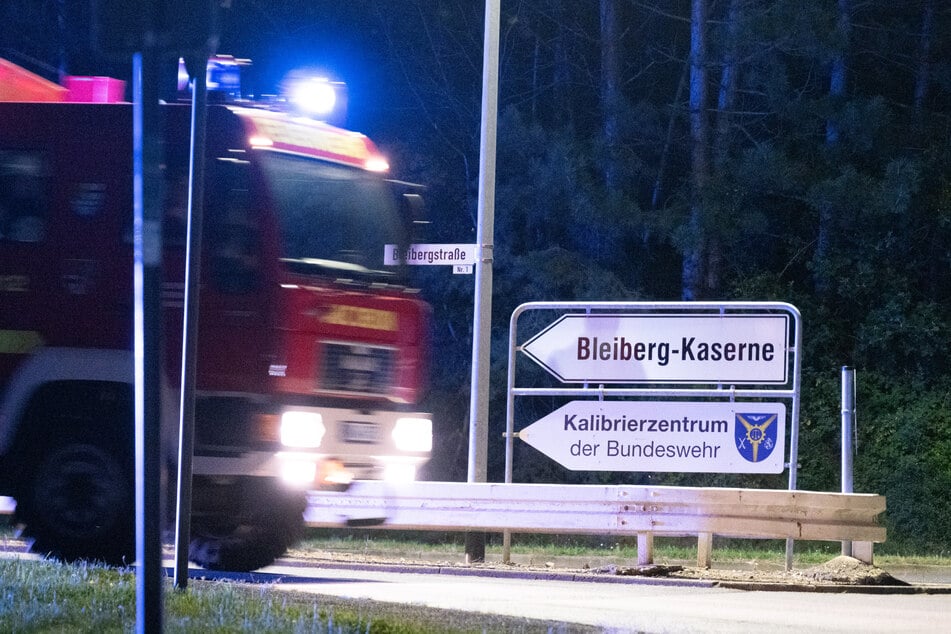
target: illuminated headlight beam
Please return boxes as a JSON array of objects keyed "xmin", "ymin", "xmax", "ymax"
[
  {"xmin": 392, "ymin": 417, "xmax": 433, "ymax": 453},
  {"xmin": 280, "ymin": 411, "xmax": 325, "ymax": 448}
]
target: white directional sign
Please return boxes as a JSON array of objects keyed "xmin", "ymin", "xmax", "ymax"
[
  {"xmin": 518, "ymin": 400, "xmax": 787, "ymax": 473},
  {"xmin": 384, "ymin": 243, "xmax": 477, "ymax": 266},
  {"xmin": 521, "ymin": 313, "xmax": 789, "ymax": 384}
]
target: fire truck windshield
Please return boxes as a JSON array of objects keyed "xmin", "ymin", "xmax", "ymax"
[{"xmin": 259, "ymin": 152, "xmax": 406, "ymax": 279}]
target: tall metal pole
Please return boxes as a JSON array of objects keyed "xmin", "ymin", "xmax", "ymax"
[
  {"xmin": 132, "ymin": 46, "xmax": 164, "ymax": 633},
  {"xmin": 784, "ymin": 310, "xmax": 803, "ymax": 571},
  {"xmin": 173, "ymin": 54, "xmax": 210, "ymax": 590},
  {"xmin": 465, "ymin": 0, "xmax": 501, "ymax": 564},
  {"xmin": 841, "ymin": 366, "xmax": 856, "ymax": 556}
]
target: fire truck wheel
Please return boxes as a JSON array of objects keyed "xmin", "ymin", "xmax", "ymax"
[
  {"xmin": 18, "ymin": 442, "xmax": 134, "ymax": 566},
  {"xmin": 188, "ymin": 487, "xmax": 306, "ymax": 572}
]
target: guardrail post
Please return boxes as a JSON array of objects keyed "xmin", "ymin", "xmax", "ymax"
[
  {"xmin": 697, "ymin": 532, "xmax": 713, "ymax": 568},
  {"xmin": 852, "ymin": 541, "xmax": 873, "ymax": 564},
  {"xmin": 636, "ymin": 533, "xmax": 654, "ymax": 566}
]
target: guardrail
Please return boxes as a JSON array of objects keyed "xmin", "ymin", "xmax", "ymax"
[
  {"xmin": 305, "ymin": 481, "xmax": 886, "ymax": 567},
  {"xmin": 3, "ymin": 483, "xmax": 887, "ymax": 568}
]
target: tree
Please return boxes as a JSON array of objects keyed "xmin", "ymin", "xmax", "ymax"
[
  {"xmin": 600, "ymin": 0, "xmax": 621, "ymax": 190},
  {"xmin": 682, "ymin": 0, "xmax": 710, "ymax": 300}
]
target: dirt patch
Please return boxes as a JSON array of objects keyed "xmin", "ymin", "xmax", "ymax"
[
  {"xmin": 286, "ymin": 548, "xmax": 913, "ymax": 589},
  {"xmin": 590, "ymin": 555, "xmax": 909, "ymax": 587}
]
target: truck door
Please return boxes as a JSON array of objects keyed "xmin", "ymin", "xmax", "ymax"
[
  {"xmin": 0, "ymin": 148, "xmax": 53, "ymax": 378},
  {"xmin": 196, "ymin": 157, "xmax": 271, "ymax": 395},
  {"xmin": 52, "ymin": 118, "xmax": 132, "ymax": 351}
]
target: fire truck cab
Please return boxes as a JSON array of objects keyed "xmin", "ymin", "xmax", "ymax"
[{"xmin": 0, "ymin": 58, "xmax": 433, "ymax": 571}]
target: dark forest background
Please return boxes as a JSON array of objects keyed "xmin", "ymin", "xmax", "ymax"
[{"xmin": 3, "ymin": 0, "xmax": 950, "ymax": 550}]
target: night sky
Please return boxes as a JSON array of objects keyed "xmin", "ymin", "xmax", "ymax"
[{"xmin": 0, "ymin": 2, "xmax": 443, "ymax": 144}]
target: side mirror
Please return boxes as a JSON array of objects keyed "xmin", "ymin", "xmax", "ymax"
[{"xmin": 400, "ymin": 192, "xmax": 429, "ymax": 244}]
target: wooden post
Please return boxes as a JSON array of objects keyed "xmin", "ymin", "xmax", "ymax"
[
  {"xmin": 637, "ymin": 532, "xmax": 654, "ymax": 566},
  {"xmin": 697, "ymin": 532, "xmax": 713, "ymax": 568},
  {"xmin": 852, "ymin": 541, "xmax": 874, "ymax": 564}
]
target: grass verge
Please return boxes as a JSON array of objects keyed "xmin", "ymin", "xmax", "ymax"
[
  {"xmin": 0, "ymin": 557, "xmax": 594, "ymax": 633},
  {"xmin": 292, "ymin": 529, "xmax": 951, "ymax": 568}
]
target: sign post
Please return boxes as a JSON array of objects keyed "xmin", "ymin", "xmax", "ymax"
[
  {"xmin": 131, "ymin": 45, "xmax": 165, "ymax": 634},
  {"xmin": 93, "ymin": 0, "xmax": 225, "ymax": 622},
  {"xmin": 503, "ymin": 301, "xmax": 802, "ymax": 567}
]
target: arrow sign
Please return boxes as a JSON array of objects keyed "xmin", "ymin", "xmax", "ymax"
[
  {"xmin": 518, "ymin": 400, "xmax": 786, "ymax": 474},
  {"xmin": 520, "ymin": 313, "xmax": 789, "ymax": 384}
]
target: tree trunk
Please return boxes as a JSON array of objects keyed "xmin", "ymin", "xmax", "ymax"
[
  {"xmin": 815, "ymin": 0, "xmax": 850, "ymax": 295},
  {"xmin": 825, "ymin": 0, "xmax": 849, "ymax": 146},
  {"xmin": 552, "ymin": 0, "xmax": 573, "ymax": 127},
  {"xmin": 600, "ymin": 0, "xmax": 621, "ymax": 190},
  {"xmin": 713, "ymin": 0, "xmax": 741, "ymax": 167},
  {"xmin": 706, "ymin": 0, "xmax": 743, "ymax": 296},
  {"xmin": 913, "ymin": 0, "xmax": 935, "ymax": 117},
  {"xmin": 651, "ymin": 63, "xmax": 687, "ymax": 214},
  {"xmin": 531, "ymin": 34, "xmax": 540, "ymax": 122},
  {"xmin": 683, "ymin": 0, "xmax": 709, "ymax": 301}
]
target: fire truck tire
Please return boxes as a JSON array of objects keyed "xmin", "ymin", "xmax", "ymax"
[
  {"xmin": 188, "ymin": 486, "xmax": 306, "ymax": 572},
  {"xmin": 17, "ymin": 441, "xmax": 135, "ymax": 566}
]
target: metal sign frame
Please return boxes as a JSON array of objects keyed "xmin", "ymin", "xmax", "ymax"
[{"xmin": 504, "ymin": 301, "xmax": 802, "ymax": 491}]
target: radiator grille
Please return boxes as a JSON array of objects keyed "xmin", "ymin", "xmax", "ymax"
[{"xmin": 319, "ymin": 342, "xmax": 395, "ymax": 397}]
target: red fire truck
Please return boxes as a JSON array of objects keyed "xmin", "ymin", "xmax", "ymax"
[{"xmin": 0, "ymin": 58, "xmax": 433, "ymax": 570}]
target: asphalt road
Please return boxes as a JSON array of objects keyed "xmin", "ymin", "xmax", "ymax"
[{"xmin": 194, "ymin": 560, "xmax": 951, "ymax": 633}]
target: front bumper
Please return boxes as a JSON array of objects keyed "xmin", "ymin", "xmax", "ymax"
[{"xmin": 193, "ymin": 405, "xmax": 432, "ymax": 488}]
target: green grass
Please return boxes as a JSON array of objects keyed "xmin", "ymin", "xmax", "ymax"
[
  {"xmin": 6, "ymin": 521, "xmax": 951, "ymax": 569},
  {"xmin": 0, "ymin": 557, "xmax": 591, "ymax": 633},
  {"xmin": 293, "ymin": 528, "xmax": 951, "ymax": 568}
]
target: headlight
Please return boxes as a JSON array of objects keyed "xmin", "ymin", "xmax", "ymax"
[
  {"xmin": 280, "ymin": 411, "xmax": 325, "ymax": 448},
  {"xmin": 392, "ymin": 417, "xmax": 432, "ymax": 452}
]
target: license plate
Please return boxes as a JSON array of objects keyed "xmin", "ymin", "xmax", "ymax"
[{"xmin": 342, "ymin": 422, "xmax": 381, "ymax": 444}]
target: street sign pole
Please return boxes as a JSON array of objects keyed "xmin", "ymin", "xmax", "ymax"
[
  {"xmin": 466, "ymin": 0, "xmax": 500, "ymax": 564},
  {"xmin": 173, "ymin": 52, "xmax": 211, "ymax": 591},
  {"xmin": 132, "ymin": 44, "xmax": 164, "ymax": 634}
]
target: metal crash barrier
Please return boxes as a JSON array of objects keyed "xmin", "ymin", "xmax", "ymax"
[
  {"xmin": 304, "ymin": 481, "xmax": 886, "ymax": 567},
  {"xmin": 3, "ymin": 487, "xmax": 885, "ymax": 566}
]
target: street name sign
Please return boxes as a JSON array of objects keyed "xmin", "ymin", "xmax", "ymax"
[
  {"xmin": 521, "ymin": 313, "xmax": 789, "ymax": 384},
  {"xmin": 384, "ymin": 243, "xmax": 477, "ymax": 266},
  {"xmin": 518, "ymin": 400, "xmax": 787, "ymax": 473}
]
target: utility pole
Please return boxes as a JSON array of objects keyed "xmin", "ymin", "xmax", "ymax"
[{"xmin": 465, "ymin": 0, "xmax": 501, "ymax": 563}]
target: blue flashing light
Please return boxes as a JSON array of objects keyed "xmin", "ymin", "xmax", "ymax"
[
  {"xmin": 280, "ymin": 69, "xmax": 347, "ymax": 122},
  {"xmin": 288, "ymin": 77, "xmax": 337, "ymax": 117},
  {"xmin": 177, "ymin": 55, "xmax": 247, "ymax": 100}
]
